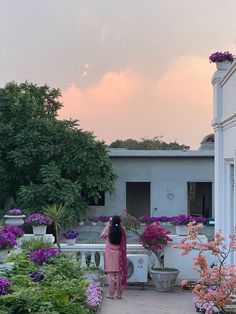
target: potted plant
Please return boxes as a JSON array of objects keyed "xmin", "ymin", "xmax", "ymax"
[
  {"xmin": 2, "ymin": 226, "xmax": 24, "ymax": 247},
  {"xmin": 139, "ymin": 222, "xmax": 179, "ymax": 292},
  {"xmin": 170, "ymin": 215, "xmax": 206, "ymax": 236},
  {"xmin": 4, "ymin": 208, "xmax": 26, "ymax": 227},
  {"xmin": 138, "ymin": 215, "xmax": 159, "ymax": 225},
  {"xmin": 0, "ymin": 228, "xmax": 17, "ymax": 263},
  {"xmin": 26, "ymin": 213, "xmax": 53, "ymax": 236},
  {"xmin": 89, "ymin": 217, "xmax": 99, "ymax": 226},
  {"xmin": 209, "ymin": 51, "xmax": 234, "ymax": 71},
  {"xmin": 63, "ymin": 229, "xmax": 79, "ymax": 245}
]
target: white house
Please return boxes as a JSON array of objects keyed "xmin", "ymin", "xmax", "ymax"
[
  {"xmin": 89, "ymin": 140, "xmax": 214, "ymax": 220},
  {"xmin": 212, "ymin": 60, "xmax": 236, "ymax": 259}
]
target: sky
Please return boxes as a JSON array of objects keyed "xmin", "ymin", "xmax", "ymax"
[{"xmin": 0, "ymin": 0, "xmax": 236, "ymax": 148}]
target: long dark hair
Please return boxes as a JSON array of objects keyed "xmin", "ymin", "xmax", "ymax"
[{"xmin": 109, "ymin": 215, "xmax": 122, "ymax": 245}]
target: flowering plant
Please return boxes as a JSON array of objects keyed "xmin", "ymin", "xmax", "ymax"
[
  {"xmin": 29, "ymin": 271, "xmax": 44, "ymax": 282},
  {"xmin": 176, "ymin": 222, "xmax": 236, "ymax": 314},
  {"xmin": 209, "ymin": 51, "xmax": 234, "ymax": 63},
  {"xmin": 0, "ymin": 229, "xmax": 17, "ymax": 249},
  {"xmin": 2, "ymin": 226, "xmax": 24, "ymax": 238},
  {"xmin": 26, "ymin": 213, "xmax": 53, "ymax": 226},
  {"xmin": 170, "ymin": 215, "xmax": 206, "ymax": 226},
  {"xmin": 29, "ymin": 248, "xmax": 59, "ymax": 265},
  {"xmin": 63, "ymin": 230, "xmax": 79, "ymax": 239},
  {"xmin": 86, "ymin": 282, "xmax": 102, "ymax": 308},
  {"xmin": 139, "ymin": 222, "xmax": 172, "ymax": 268},
  {"xmin": 0, "ymin": 278, "xmax": 11, "ymax": 295},
  {"xmin": 138, "ymin": 215, "xmax": 159, "ymax": 224},
  {"xmin": 157, "ymin": 216, "xmax": 171, "ymax": 223},
  {"xmin": 97, "ymin": 215, "xmax": 110, "ymax": 223},
  {"xmin": 89, "ymin": 217, "xmax": 99, "ymax": 223},
  {"xmin": 8, "ymin": 208, "xmax": 22, "ymax": 215}
]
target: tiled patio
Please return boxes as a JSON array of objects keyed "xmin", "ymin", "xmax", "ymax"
[{"xmin": 100, "ymin": 286, "xmax": 196, "ymax": 314}]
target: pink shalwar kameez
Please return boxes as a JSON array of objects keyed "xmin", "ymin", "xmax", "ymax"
[{"xmin": 100, "ymin": 226, "xmax": 127, "ymax": 298}]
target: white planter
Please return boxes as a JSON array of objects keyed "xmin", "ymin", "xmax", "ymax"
[
  {"xmin": 0, "ymin": 249, "xmax": 9, "ymax": 264},
  {"xmin": 66, "ymin": 238, "xmax": 76, "ymax": 245},
  {"xmin": 4, "ymin": 215, "xmax": 25, "ymax": 226},
  {"xmin": 79, "ymin": 221, "xmax": 84, "ymax": 226},
  {"xmin": 216, "ymin": 61, "xmax": 232, "ymax": 71},
  {"xmin": 91, "ymin": 222, "xmax": 97, "ymax": 226},
  {"xmin": 150, "ymin": 268, "xmax": 179, "ymax": 292},
  {"xmin": 175, "ymin": 225, "xmax": 189, "ymax": 236},
  {"xmin": 32, "ymin": 225, "xmax": 47, "ymax": 236}
]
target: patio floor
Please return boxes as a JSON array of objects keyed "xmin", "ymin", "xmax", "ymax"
[{"xmin": 100, "ymin": 286, "xmax": 196, "ymax": 314}]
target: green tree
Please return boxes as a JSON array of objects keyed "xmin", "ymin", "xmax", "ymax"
[
  {"xmin": 0, "ymin": 82, "xmax": 116, "ymax": 218},
  {"xmin": 109, "ymin": 136, "xmax": 190, "ymax": 150}
]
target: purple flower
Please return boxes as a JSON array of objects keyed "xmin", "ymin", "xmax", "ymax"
[
  {"xmin": 0, "ymin": 278, "xmax": 11, "ymax": 295},
  {"xmin": 157, "ymin": 216, "xmax": 171, "ymax": 223},
  {"xmin": 98, "ymin": 215, "xmax": 110, "ymax": 223},
  {"xmin": 26, "ymin": 213, "xmax": 53, "ymax": 226},
  {"xmin": 170, "ymin": 215, "xmax": 206, "ymax": 225},
  {"xmin": 29, "ymin": 271, "xmax": 44, "ymax": 281},
  {"xmin": 0, "ymin": 229, "xmax": 17, "ymax": 249},
  {"xmin": 8, "ymin": 208, "xmax": 22, "ymax": 215},
  {"xmin": 2, "ymin": 226, "xmax": 24, "ymax": 238},
  {"xmin": 89, "ymin": 217, "xmax": 99, "ymax": 223},
  {"xmin": 86, "ymin": 282, "xmax": 102, "ymax": 307},
  {"xmin": 63, "ymin": 230, "xmax": 79, "ymax": 239},
  {"xmin": 29, "ymin": 248, "xmax": 59, "ymax": 265},
  {"xmin": 209, "ymin": 51, "xmax": 234, "ymax": 63},
  {"xmin": 138, "ymin": 216, "xmax": 159, "ymax": 224}
]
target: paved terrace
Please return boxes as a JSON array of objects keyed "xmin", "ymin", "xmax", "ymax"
[{"xmin": 100, "ymin": 287, "xmax": 196, "ymax": 314}]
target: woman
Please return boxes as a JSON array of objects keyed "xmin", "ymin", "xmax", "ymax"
[{"xmin": 100, "ymin": 215, "xmax": 127, "ymax": 299}]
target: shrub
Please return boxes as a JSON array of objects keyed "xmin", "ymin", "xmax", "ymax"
[{"xmin": 21, "ymin": 238, "xmax": 54, "ymax": 252}]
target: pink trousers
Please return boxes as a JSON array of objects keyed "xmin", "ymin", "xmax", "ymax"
[{"xmin": 108, "ymin": 272, "xmax": 122, "ymax": 297}]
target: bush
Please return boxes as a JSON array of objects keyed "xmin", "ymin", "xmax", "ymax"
[{"xmin": 21, "ymin": 238, "xmax": 54, "ymax": 252}]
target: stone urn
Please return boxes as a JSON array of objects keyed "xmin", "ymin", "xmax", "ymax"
[
  {"xmin": 32, "ymin": 225, "xmax": 47, "ymax": 236},
  {"xmin": 4, "ymin": 214, "xmax": 26, "ymax": 227},
  {"xmin": 150, "ymin": 268, "xmax": 179, "ymax": 292}
]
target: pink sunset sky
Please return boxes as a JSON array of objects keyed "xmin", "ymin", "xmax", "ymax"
[{"xmin": 1, "ymin": 0, "xmax": 236, "ymax": 148}]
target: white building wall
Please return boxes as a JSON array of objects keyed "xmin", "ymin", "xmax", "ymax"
[{"xmin": 89, "ymin": 156, "xmax": 214, "ymax": 218}]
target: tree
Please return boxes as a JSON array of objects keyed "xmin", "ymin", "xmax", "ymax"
[
  {"xmin": 109, "ymin": 136, "xmax": 190, "ymax": 150},
  {"xmin": 0, "ymin": 82, "xmax": 116, "ymax": 218}
]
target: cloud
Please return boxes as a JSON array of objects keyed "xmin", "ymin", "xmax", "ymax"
[{"xmin": 60, "ymin": 56, "xmax": 213, "ymax": 148}]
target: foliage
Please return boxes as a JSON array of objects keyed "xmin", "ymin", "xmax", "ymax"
[
  {"xmin": 0, "ymin": 252, "xmax": 95, "ymax": 313},
  {"xmin": 21, "ymin": 238, "xmax": 54, "ymax": 252},
  {"xmin": 176, "ymin": 222, "xmax": 236, "ymax": 314},
  {"xmin": 122, "ymin": 213, "xmax": 141, "ymax": 235},
  {"xmin": 0, "ymin": 81, "xmax": 116, "ymax": 219},
  {"xmin": 109, "ymin": 136, "xmax": 190, "ymax": 150},
  {"xmin": 209, "ymin": 51, "xmax": 234, "ymax": 63},
  {"xmin": 139, "ymin": 222, "xmax": 172, "ymax": 268}
]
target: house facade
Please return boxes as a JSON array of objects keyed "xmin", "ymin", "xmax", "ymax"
[
  {"xmin": 89, "ymin": 143, "xmax": 214, "ymax": 220},
  {"xmin": 212, "ymin": 60, "xmax": 236, "ymax": 259}
]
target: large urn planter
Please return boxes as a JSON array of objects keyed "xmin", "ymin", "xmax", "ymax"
[
  {"xmin": 150, "ymin": 268, "xmax": 179, "ymax": 292},
  {"xmin": 4, "ymin": 215, "xmax": 26, "ymax": 227},
  {"xmin": 175, "ymin": 225, "xmax": 189, "ymax": 236},
  {"xmin": 32, "ymin": 225, "xmax": 47, "ymax": 236},
  {"xmin": 0, "ymin": 249, "xmax": 9, "ymax": 264}
]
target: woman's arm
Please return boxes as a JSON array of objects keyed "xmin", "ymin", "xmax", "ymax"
[{"xmin": 100, "ymin": 219, "xmax": 111, "ymax": 239}]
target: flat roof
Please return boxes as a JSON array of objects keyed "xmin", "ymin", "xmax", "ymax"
[{"xmin": 108, "ymin": 148, "xmax": 214, "ymax": 158}]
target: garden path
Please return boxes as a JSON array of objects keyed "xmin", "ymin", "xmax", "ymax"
[{"xmin": 100, "ymin": 286, "xmax": 196, "ymax": 314}]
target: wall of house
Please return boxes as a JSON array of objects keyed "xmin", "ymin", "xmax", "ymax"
[{"xmin": 88, "ymin": 156, "xmax": 214, "ymax": 219}]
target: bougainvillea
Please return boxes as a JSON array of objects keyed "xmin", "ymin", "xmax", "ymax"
[
  {"xmin": 175, "ymin": 222, "xmax": 236, "ymax": 314},
  {"xmin": 29, "ymin": 248, "xmax": 59, "ymax": 265}
]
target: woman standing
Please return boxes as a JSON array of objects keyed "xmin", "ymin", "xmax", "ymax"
[{"xmin": 100, "ymin": 215, "xmax": 127, "ymax": 299}]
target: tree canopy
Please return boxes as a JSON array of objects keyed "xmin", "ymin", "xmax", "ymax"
[
  {"xmin": 109, "ymin": 137, "xmax": 190, "ymax": 150},
  {"xmin": 0, "ymin": 82, "xmax": 116, "ymax": 218}
]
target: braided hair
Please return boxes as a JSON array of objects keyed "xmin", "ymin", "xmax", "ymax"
[{"xmin": 108, "ymin": 215, "xmax": 122, "ymax": 245}]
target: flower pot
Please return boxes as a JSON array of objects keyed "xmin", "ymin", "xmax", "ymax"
[
  {"xmin": 4, "ymin": 215, "xmax": 26, "ymax": 227},
  {"xmin": 175, "ymin": 225, "xmax": 189, "ymax": 236},
  {"xmin": 66, "ymin": 238, "xmax": 76, "ymax": 245},
  {"xmin": 32, "ymin": 225, "xmax": 47, "ymax": 236},
  {"xmin": 216, "ymin": 61, "xmax": 232, "ymax": 71},
  {"xmin": 79, "ymin": 221, "xmax": 84, "ymax": 226},
  {"xmin": 84, "ymin": 270, "xmax": 101, "ymax": 282},
  {"xmin": 91, "ymin": 222, "xmax": 97, "ymax": 226},
  {"xmin": 0, "ymin": 249, "xmax": 9, "ymax": 264},
  {"xmin": 150, "ymin": 268, "xmax": 179, "ymax": 292}
]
